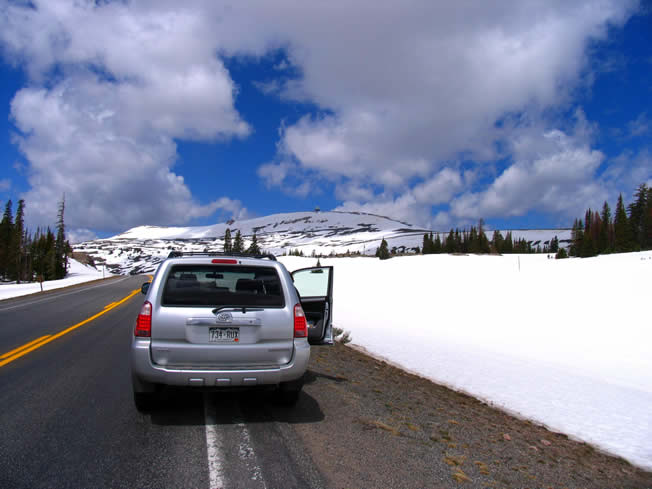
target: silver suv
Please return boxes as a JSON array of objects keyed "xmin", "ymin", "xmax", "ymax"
[{"xmin": 131, "ymin": 252, "xmax": 333, "ymax": 410}]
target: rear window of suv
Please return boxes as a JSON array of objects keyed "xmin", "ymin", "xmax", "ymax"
[{"xmin": 162, "ymin": 265, "xmax": 285, "ymax": 308}]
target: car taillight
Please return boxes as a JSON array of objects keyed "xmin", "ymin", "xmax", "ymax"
[
  {"xmin": 135, "ymin": 301, "xmax": 152, "ymax": 337},
  {"xmin": 294, "ymin": 303, "xmax": 307, "ymax": 338},
  {"xmin": 211, "ymin": 259, "xmax": 238, "ymax": 264}
]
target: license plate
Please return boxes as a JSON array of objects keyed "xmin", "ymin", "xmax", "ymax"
[{"xmin": 209, "ymin": 327, "xmax": 239, "ymax": 342}]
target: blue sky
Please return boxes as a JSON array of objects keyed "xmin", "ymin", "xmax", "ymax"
[{"xmin": 0, "ymin": 1, "xmax": 651, "ymax": 241}]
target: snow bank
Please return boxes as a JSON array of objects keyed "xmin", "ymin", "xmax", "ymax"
[
  {"xmin": 280, "ymin": 252, "xmax": 652, "ymax": 470},
  {"xmin": 0, "ymin": 259, "xmax": 111, "ymax": 300}
]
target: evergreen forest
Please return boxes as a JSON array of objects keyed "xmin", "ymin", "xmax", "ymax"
[
  {"xmin": 419, "ymin": 182, "xmax": 652, "ymax": 259},
  {"xmin": 0, "ymin": 198, "xmax": 70, "ymax": 283},
  {"xmin": 569, "ymin": 183, "xmax": 652, "ymax": 257},
  {"xmin": 420, "ymin": 221, "xmax": 561, "ymax": 256}
]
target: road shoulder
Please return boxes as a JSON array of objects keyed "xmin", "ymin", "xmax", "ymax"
[{"xmin": 293, "ymin": 342, "xmax": 652, "ymax": 488}]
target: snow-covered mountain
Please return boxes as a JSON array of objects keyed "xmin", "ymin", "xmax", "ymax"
[{"xmin": 73, "ymin": 210, "xmax": 571, "ymax": 275}]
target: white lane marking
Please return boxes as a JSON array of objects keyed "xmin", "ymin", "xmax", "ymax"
[
  {"xmin": 236, "ymin": 420, "xmax": 267, "ymax": 489},
  {"xmin": 0, "ymin": 277, "xmax": 130, "ymax": 312},
  {"xmin": 204, "ymin": 396, "xmax": 226, "ymax": 489}
]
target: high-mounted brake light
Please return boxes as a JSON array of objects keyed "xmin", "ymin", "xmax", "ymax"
[
  {"xmin": 294, "ymin": 303, "xmax": 307, "ymax": 338},
  {"xmin": 212, "ymin": 259, "xmax": 238, "ymax": 264},
  {"xmin": 135, "ymin": 301, "xmax": 152, "ymax": 337}
]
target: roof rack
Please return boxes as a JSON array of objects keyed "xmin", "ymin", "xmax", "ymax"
[{"xmin": 167, "ymin": 251, "xmax": 277, "ymax": 261}]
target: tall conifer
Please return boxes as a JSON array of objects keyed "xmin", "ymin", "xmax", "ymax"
[
  {"xmin": 12, "ymin": 200, "xmax": 25, "ymax": 282},
  {"xmin": 375, "ymin": 238, "xmax": 390, "ymax": 260},
  {"xmin": 628, "ymin": 183, "xmax": 648, "ymax": 250},
  {"xmin": 433, "ymin": 234, "xmax": 442, "ymax": 253},
  {"xmin": 54, "ymin": 197, "xmax": 68, "ymax": 279},
  {"xmin": 233, "ymin": 230, "xmax": 244, "ymax": 252},
  {"xmin": 613, "ymin": 194, "xmax": 630, "ymax": 252},
  {"xmin": 599, "ymin": 201, "xmax": 612, "ymax": 253},
  {"xmin": 247, "ymin": 232, "xmax": 261, "ymax": 254},
  {"xmin": 223, "ymin": 228, "xmax": 232, "ymax": 253},
  {"xmin": 0, "ymin": 200, "xmax": 13, "ymax": 279}
]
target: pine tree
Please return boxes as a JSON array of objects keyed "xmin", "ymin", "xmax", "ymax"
[
  {"xmin": 598, "ymin": 201, "xmax": 612, "ymax": 254},
  {"xmin": 628, "ymin": 183, "xmax": 649, "ymax": 250},
  {"xmin": 491, "ymin": 230, "xmax": 503, "ymax": 253},
  {"xmin": 477, "ymin": 219, "xmax": 490, "ymax": 253},
  {"xmin": 0, "ymin": 200, "xmax": 14, "ymax": 279},
  {"xmin": 646, "ymin": 186, "xmax": 652, "ymax": 249},
  {"xmin": 223, "ymin": 228, "xmax": 232, "ymax": 253},
  {"xmin": 613, "ymin": 194, "xmax": 630, "ymax": 252},
  {"xmin": 581, "ymin": 210, "xmax": 599, "ymax": 257},
  {"xmin": 444, "ymin": 229, "xmax": 455, "ymax": 253},
  {"xmin": 12, "ymin": 200, "xmax": 25, "ymax": 282},
  {"xmin": 503, "ymin": 231, "xmax": 513, "ymax": 254},
  {"xmin": 570, "ymin": 219, "xmax": 583, "ymax": 257},
  {"xmin": 375, "ymin": 238, "xmax": 390, "ymax": 260},
  {"xmin": 247, "ymin": 232, "xmax": 261, "ymax": 254},
  {"xmin": 54, "ymin": 197, "xmax": 68, "ymax": 279},
  {"xmin": 233, "ymin": 230, "xmax": 243, "ymax": 253},
  {"xmin": 549, "ymin": 235, "xmax": 559, "ymax": 253},
  {"xmin": 433, "ymin": 234, "xmax": 442, "ymax": 253},
  {"xmin": 466, "ymin": 227, "xmax": 476, "ymax": 253},
  {"xmin": 31, "ymin": 227, "xmax": 56, "ymax": 281},
  {"xmin": 422, "ymin": 233, "xmax": 431, "ymax": 254}
]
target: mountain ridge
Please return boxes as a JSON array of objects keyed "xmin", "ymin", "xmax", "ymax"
[{"xmin": 74, "ymin": 210, "xmax": 571, "ymax": 275}]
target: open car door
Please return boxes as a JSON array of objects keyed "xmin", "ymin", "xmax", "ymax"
[{"xmin": 291, "ymin": 266, "xmax": 333, "ymax": 345}]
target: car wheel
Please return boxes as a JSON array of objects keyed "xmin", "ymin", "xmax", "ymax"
[
  {"xmin": 133, "ymin": 391, "xmax": 156, "ymax": 412},
  {"xmin": 276, "ymin": 376, "xmax": 304, "ymax": 406},
  {"xmin": 132, "ymin": 376, "xmax": 157, "ymax": 412}
]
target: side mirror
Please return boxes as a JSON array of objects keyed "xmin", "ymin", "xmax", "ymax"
[{"xmin": 141, "ymin": 282, "xmax": 150, "ymax": 295}]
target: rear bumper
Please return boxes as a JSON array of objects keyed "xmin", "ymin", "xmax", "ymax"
[{"xmin": 130, "ymin": 337, "xmax": 310, "ymax": 390}]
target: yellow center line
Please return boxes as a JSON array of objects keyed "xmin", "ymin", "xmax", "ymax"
[
  {"xmin": 0, "ymin": 288, "xmax": 141, "ymax": 369},
  {"xmin": 104, "ymin": 302, "xmax": 117, "ymax": 309},
  {"xmin": 0, "ymin": 335, "xmax": 51, "ymax": 359}
]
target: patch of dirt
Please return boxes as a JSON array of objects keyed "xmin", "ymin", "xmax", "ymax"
[
  {"xmin": 71, "ymin": 252, "xmax": 96, "ymax": 267},
  {"xmin": 295, "ymin": 342, "xmax": 652, "ymax": 489}
]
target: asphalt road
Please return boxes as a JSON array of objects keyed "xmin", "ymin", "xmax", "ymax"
[{"xmin": 0, "ymin": 276, "xmax": 327, "ymax": 489}]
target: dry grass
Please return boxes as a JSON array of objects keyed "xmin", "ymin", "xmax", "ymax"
[
  {"xmin": 474, "ymin": 460, "xmax": 490, "ymax": 475},
  {"xmin": 358, "ymin": 418, "xmax": 401, "ymax": 436},
  {"xmin": 451, "ymin": 469, "xmax": 472, "ymax": 483},
  {"xmin": 444, "ymin": 455, "xmax": 466, "ymax": 467},
  {"xmin": 405, "ymin": 422, "xmax": 420, "ymax": 432}
]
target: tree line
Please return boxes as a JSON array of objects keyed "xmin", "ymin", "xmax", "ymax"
[
  {"xmin": 222, "ymin": 228, "xmax": 261, "ymax": 255},
  {"xmin": 570, "ymin": 182, "xmax": 652, "ymax": 257},
  {"xmin": 0, "ymin": 198, "xmax": 70, "ymax": 283},
  {"xmin": 420, "ymin": 221, "xmax": 561, "ymax": 256}
]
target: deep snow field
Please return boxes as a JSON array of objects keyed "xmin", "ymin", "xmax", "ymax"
[
  {"xmin": 280, "ymin": 252, "xmax": 652, "ymax": 471},
  {"xmin": 0, "ymin": 259, "xmax": 108, "ymax": 300}
]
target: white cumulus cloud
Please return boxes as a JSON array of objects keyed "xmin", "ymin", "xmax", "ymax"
[{"xmin": 2, "ymin": 0, "xmax": 250, "ymax": 232}]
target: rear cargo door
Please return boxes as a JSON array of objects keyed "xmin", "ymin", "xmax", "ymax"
[
  {"xmin": 150, "ymin": 264, "xmax": 294, "ymax": 369},
  {"xmin": 291, "ymin": 266, "xmax": 333, "ymax": 345}
]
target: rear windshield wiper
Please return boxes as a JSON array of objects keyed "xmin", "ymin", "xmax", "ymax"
[{"xmin": 212, "ymin": 306, "xmax": 264, "ymax": 314}]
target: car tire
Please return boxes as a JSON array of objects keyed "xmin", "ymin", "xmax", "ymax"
[
  {"xmin": 133, "ymin": 391, "xmax": 156, "ymax": 412},
  {"xmin": 132, "ymin": 376, "xmax": 157, "ymax": 412},
  {"xmin": 276, "ymin": 376, "xmax": 304, "ymax": 406}
]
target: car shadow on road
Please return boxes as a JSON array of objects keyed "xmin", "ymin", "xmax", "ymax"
[{"xmin": 148, "ymin": 387, "xmax": 324, "ymax": 426}]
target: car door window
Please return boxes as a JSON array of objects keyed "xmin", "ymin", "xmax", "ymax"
[{"xmin": 292, "ymin": 267, "xmax": 330, "ymax": 297}]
